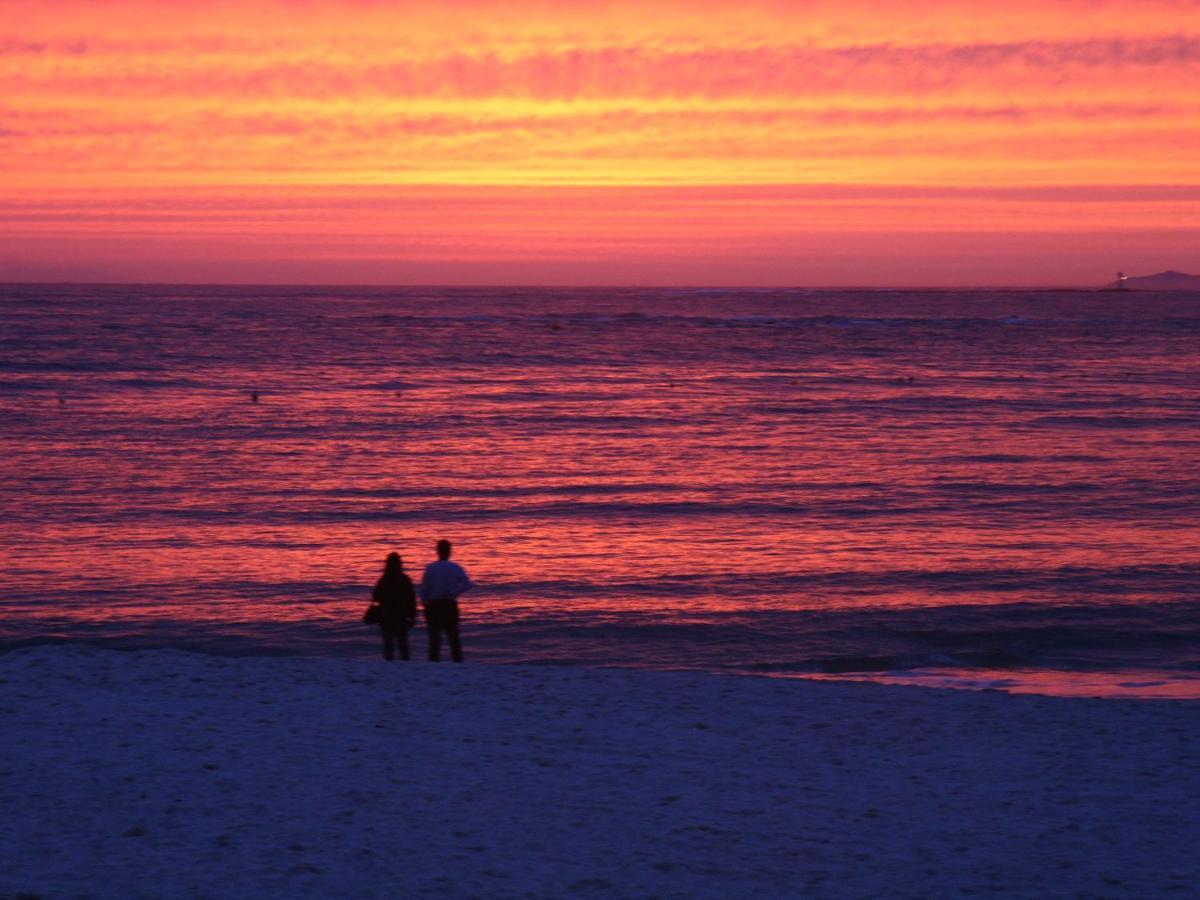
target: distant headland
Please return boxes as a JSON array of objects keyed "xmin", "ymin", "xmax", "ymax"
[{"xmin": 1103, "ymin": 270, "xmax": 1200, "ymax": 290}]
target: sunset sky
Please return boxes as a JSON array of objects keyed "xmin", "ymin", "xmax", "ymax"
[{"xmin": 2, "ymin": 0, "xmax": 1198, "ymax": 286}]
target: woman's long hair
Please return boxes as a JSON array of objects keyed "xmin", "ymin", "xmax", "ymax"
[{"xmin": 381, "ymin": 551, "xmax": 404, "ymax": 583}]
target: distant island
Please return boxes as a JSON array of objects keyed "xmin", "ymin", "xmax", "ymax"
[{"xmin": 1103, "ymin": 270, "xmax": 1200, "ymax": 290}]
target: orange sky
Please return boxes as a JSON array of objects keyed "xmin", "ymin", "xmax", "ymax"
[{"xmin": 2, "ymin": 0, "xmax": 1198, "ymax": 285}]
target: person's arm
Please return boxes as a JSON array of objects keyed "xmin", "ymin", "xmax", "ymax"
[
  {"xmin": 402, "ymin": 576, "xmax": 417, "ymax": 624},
  {"xmin": 455, "ymin": 566, "xmax": 474, "ymax": 596}
]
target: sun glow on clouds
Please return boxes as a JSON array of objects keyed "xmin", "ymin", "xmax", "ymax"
[{"xmin": 2, "ymin": 0, "xmax": 1199, "ymax": 285}]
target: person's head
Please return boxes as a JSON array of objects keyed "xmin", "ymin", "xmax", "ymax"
[
  {"xmin": 384, "ymin": 551, "xmax": 403, "ymax": 575},
  {"xmin": 436, "ymin": 539, "xmax": 452, "ymax": 560}
]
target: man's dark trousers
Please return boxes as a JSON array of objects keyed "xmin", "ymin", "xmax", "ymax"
[{"xmin": 425, "ymin": 599, "xmax": 463, "ymax": 662}]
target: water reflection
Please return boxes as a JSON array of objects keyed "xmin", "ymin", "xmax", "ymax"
[{"xmin": 2, "ymin": 285, "xmax": 1199, "ymax": 699}]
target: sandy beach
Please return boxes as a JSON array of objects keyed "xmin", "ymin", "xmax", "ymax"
[{"xmin": 1, "ymin": 647, "xmax": 1196, "ymax": 897}]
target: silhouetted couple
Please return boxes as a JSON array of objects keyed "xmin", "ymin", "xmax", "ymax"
[{"xmin": 372, "ymin": 539, "xmax": 473, "ymax": 662}]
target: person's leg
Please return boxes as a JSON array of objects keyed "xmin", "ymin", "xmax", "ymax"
[
  {"xmin": 398, "ymin": 625, "xmax": 411, "ymax": 661},
  {"xmin": 426, "ymin": 605, "xmax": 443, "ymax": 662},
  {"xmin": 381, "ymin": 626, "xmax": 395, "ymax": 661},
  {"xmin": 445, "ymin": 601, "xmax": 463, "ymax": 663}
]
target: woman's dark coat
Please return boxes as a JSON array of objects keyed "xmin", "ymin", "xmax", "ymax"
[{"xmin": 373, "ymin": 571, "xmax": 417, "ymax": 628}]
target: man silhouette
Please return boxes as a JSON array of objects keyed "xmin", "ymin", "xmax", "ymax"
[{"xmin": 420, "ymin": 539, "xmax": 473, "ymax": 662}]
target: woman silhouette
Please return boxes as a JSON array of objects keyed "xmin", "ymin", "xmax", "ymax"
[{"xmin": 373, "ymin": 552, "xmax": 417, "ymax": 660}]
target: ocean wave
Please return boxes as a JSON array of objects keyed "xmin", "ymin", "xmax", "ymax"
[
  {"xmin": 6, "ymin": 566, "xmax": 1198, "ymax": 612},
  {"xmin": 32, "ymin": 488, "xmax": 1197, "ymax": 528},
  {"xmin": 6, "ymin": 598, "xmax": 1196, "ymax": 679},
  {"xmin": 108, "ymin": 377, "xmax": 207, "ymax": 389},
  {"xmin": 479, "ymin": 600, "xmax": 1200, "ymax": 674},
  {"xmin": 1029, "ymin": 414, "xmax": 1200, "ymax": 429}
]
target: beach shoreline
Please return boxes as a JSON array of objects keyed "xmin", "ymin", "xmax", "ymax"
[{"xmin": 2, "ymin": 647, "xmax": 1195, "ymax": 897}]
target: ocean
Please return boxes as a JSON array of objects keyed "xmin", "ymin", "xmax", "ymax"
[{"xmin": 2, "ymin": 283, "xmax": 1198, "ymax": 698}]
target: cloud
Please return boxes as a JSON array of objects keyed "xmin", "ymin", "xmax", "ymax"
[{"xmin": 6, "ymin": 36, "xmax": 1200, "ymax": 102}]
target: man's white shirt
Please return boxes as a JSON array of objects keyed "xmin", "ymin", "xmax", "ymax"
[{"xmin": 420, "ymin": 560, "xmax": 473, "ymax": 602}]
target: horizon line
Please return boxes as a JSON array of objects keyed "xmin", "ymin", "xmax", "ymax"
[{"xmin": 0, "ymin": 279, "xmax": 1149, "ymax": 292}]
